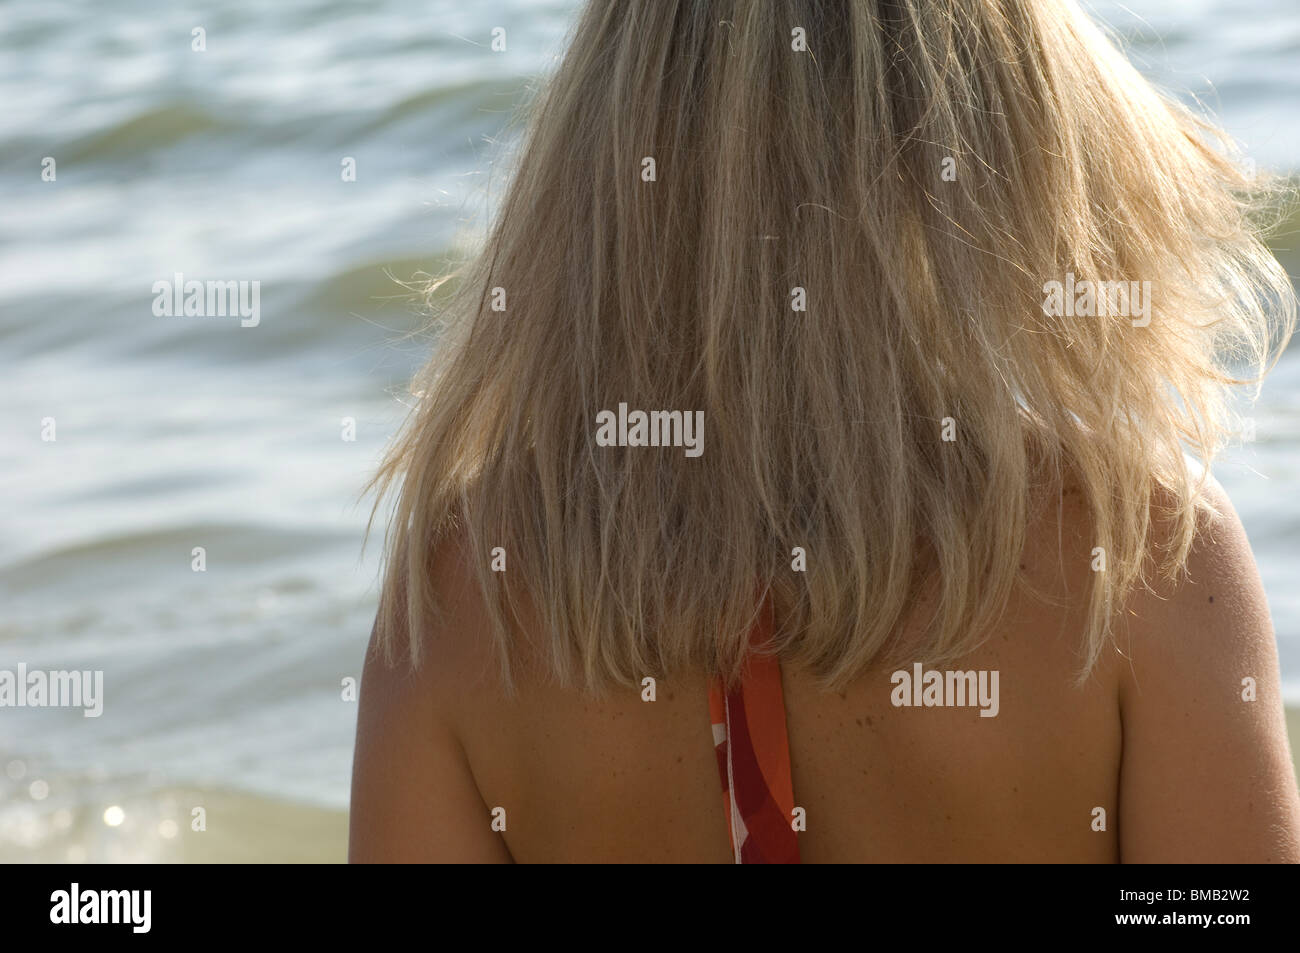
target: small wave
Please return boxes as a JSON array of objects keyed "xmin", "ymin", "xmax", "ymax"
[
  {"xmin": 290, "ymin": 254, "xmax": 444, "ymax": 323},
  {"xmin": 60, "ymin": 102, "xmax": 238, "ymax": 163},
  {"xmin": 351, "ymin": 76, "xmax": 530, "ymax": 139},
  {"xmin": 0, "ymin": 522, "xmax": 350, "ymax": 595}
]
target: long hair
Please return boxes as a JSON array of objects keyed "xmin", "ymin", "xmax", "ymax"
[{"xmin": 370, "ymin": 0, "xmax": 1294, "ymax": 692}]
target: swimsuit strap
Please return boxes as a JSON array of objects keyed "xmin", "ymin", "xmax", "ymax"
[{"xmin": 707, "ymin": 601, "xmax": 801, "ymax": 864}]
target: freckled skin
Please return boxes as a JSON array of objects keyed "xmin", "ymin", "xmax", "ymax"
[{"xmin": 349, "ymin": 478, "xmax": 1300, "ymax": 862}]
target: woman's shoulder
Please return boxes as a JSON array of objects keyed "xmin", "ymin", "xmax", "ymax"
[{"xmin": 1112, "ymin": 474, "xmax": 1300, "ymax": 860}]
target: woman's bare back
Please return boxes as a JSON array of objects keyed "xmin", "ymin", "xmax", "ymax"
[{"xmin": 349, "ymin": 479, "xmax": 1300, "ymax": 862}]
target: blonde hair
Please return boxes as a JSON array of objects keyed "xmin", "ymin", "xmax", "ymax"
[{"xmin": 370, "ymin": 0, "xmax": 1294, "ymax": 692}]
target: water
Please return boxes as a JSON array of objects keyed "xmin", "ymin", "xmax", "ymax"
[{"xmin": 1, "ymin": 0, "xmax": 1298, "ymax": 861}]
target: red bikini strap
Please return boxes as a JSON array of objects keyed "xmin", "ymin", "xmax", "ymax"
[{"xmin": 707, "ymin": 601, "xmax": 800, "ymax": 864}]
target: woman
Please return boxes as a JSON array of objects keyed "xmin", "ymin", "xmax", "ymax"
[{"xmin": 350, "ymin": 0, "xmax": 1300, "ymax": 862}]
